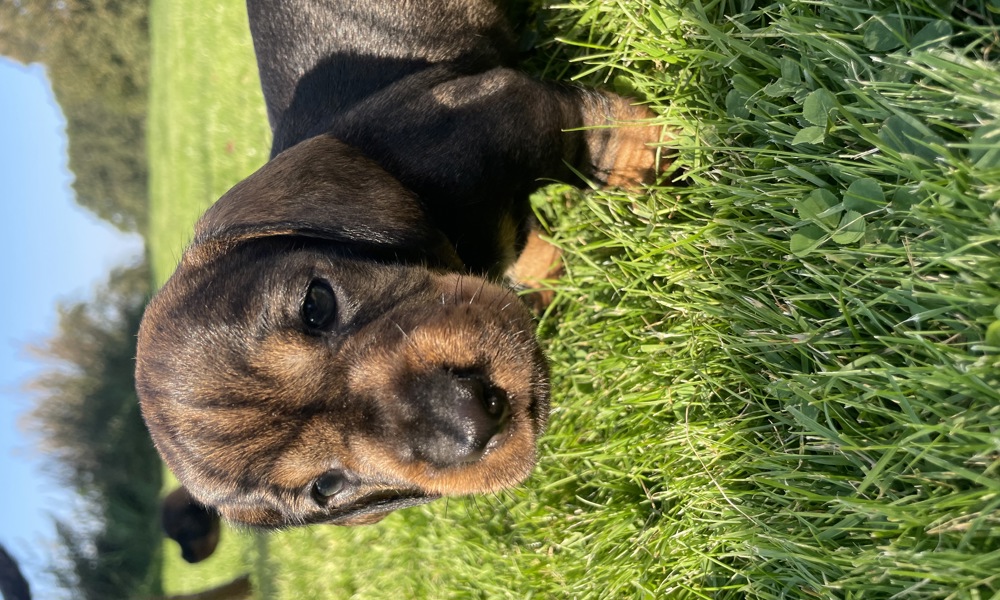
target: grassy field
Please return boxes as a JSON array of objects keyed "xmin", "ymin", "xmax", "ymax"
[{"xmin": 148, "ymin": 0, "xmax": 1000, "ymax": 598}]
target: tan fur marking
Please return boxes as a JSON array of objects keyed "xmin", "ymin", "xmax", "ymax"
[{"xmin": 507, "ymin": 230, "xmax": 563, "ymax": 311}]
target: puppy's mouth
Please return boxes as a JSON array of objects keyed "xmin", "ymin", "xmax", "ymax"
[{"xmin": 317, "ymin": 490, "xmax": 440, "ymax": 526}]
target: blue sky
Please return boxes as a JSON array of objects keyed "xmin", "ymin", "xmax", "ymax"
[{"xmin": 0, "ymin": 57, "xmax": 144, "ymax": 595}]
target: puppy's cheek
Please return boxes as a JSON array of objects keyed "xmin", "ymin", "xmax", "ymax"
[
  {"xmin": 219, "ymin": 504, "xmax": 285, "ymax": 528},
  {"xmin": 267, "ymin": 418, "xmax": 356, "ymax": 488}
]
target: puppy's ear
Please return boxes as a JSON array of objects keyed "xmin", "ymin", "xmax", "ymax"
[{"xmin": 191, "ymin": 134, "xmax": 461, "ymax": 268}]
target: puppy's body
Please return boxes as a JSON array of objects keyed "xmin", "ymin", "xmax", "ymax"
[
  {"xmin": 250, "ymin": 0, "xmax": 656, "ymax": 274},
  {"xmin": 251, "ymin": 0, "xmax": 517, "ymax": 153},
  {"xmin": 137, "ymin": 0, "xmax": 665, "ymax": 528}
]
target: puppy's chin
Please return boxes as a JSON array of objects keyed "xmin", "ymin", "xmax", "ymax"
[{"xmin": 344, "ymin": 273, "xmax": 550, "ymax": 496}]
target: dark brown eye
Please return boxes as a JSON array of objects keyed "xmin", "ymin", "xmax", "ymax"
[
  {"xmin": 302, "ymin": 280, "xmax": 337, "ymax": 330},
  {"xmin": 312, "ymin": 470, "xmax": 346, "ymax": 503}
]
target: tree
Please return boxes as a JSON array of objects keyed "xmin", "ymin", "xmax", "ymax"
[
  {"xmin": 0, "ymin": 0, "xmax": 150, "ymax": 233},
  {"xmin": 23, "ymin": 261, "xmax": 163, "ymax": 599}
]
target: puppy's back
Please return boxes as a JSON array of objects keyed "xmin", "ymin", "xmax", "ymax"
[{"xmin": 248, "ymin": 0, "xmax": 517, "ymax": 153}]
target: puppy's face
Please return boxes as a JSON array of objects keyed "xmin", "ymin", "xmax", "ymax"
[{"xmin": 138, "ymin": 235, "xmax": 548, "ymax": 528}]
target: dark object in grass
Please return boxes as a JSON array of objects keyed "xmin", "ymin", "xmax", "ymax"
[
  {"xmin": 161, "ymin": 487, "xmax": 221, "ymax": 563},
  {"xmin": 136, "ymin": 0, "xmax": 670, "ymax": 528}
]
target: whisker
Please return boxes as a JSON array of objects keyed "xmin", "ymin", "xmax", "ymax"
[
  {"xmin": 470, "ymin": 276, "xmax": 488, "ymax": 305},
  {"xmin": 469, "ymin": 494, "xmax": 488, "ymax": 521},
  {"xmin": 389, "ymin": 319, "xmax": 410, "ymax": 341}
]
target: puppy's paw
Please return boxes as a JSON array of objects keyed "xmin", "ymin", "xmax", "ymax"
[
  {"xmin": 507, "ymin": 229, "xmax": 563, "ymax": 313},
  {"xmin": 578, "ymin": 92, "xmax": 674, "ymax": 189}
]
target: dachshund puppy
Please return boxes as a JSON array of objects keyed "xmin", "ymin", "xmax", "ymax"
[
  {"xmin": 161, "ymin": 487, "xmax": 221, "ymax": 563},
  {"xmin": 136, "ymin": 0, "xmax": 668, "ymax": 528}
]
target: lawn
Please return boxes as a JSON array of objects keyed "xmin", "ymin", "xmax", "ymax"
[{"xmin": 148, "ymin": 0, "xmax": 1000, "ymax": 598}]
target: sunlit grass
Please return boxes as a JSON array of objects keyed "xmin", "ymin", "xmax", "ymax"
[
  {"xmin": 149, "ymin": 0, "xmax": 1000, "ymax": 597},
  {"xmin": 147, "ymin": 0, "xmax": 269, "ymax": 286}
]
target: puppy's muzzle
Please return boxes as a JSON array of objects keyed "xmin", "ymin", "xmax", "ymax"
[{"xmin": 410, "ymin": 369, "xmax": 511, "ymax": 467}]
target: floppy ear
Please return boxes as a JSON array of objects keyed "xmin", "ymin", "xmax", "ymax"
[{"xmin": 190, "ymin": 134, "xmax": 461, "ymax": 268}]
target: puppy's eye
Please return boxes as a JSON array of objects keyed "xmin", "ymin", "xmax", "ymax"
[
  {"xmin": 302, "ymin": 280, "xmax": 337, "ymax": 330},
  {"xmin": 312, "ymin": 470, "xmax": 346, "ymax": 503}
]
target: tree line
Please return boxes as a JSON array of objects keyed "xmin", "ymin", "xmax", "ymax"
[
  {"xmin": 2, "ymin": 1, "xmax": 163, "ymax": 597},
  {"xmin": 23, "ymin": 263, "xmax": 162, "ymax": 599},
  {"xmin": 0, "ymin": 0, "xmax": 149, "ymax": 233}
]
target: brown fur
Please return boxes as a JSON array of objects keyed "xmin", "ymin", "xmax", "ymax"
[{"xmin": 136, "ymin": 0, "xmax": 670, "ymax": 529}]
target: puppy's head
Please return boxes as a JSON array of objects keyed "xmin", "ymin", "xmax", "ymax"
[{"xmin": 136, "ymin": 135, "xmax": 549, "ymax": 528}]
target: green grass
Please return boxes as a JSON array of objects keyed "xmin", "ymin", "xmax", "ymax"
[
  {"xmin": 147, "ymin": 0, "xmax": 270, "ymax": 285},
  {"xmin": 149, "ymin": 0, "xmax": 1000, "ymax": 598}
]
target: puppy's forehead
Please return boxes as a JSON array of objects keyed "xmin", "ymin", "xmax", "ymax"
[{"xmin": 155, "ymin": 242, "xmax": 302, "ymax": 329}]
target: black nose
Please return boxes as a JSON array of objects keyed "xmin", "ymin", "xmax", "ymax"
[{"xmin": 410, "ymin": 370, "xmax": 510, "ymax": 467}]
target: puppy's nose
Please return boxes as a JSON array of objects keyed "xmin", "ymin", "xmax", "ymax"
[{"xmin": 411, "ymin": 370, "xmax": 510, "ymax": 467}]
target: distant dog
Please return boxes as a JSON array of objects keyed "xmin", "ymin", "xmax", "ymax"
[
  {"xmin": 136, "ymin": 0, "xmax": 668, "ymax": 528},
  {"xmin": 161, "ymin": 487, "xmax": 221, "ymax": 563}
]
